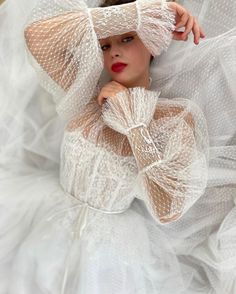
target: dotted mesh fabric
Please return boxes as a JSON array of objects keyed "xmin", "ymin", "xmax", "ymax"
[
  {"xmin": 1, "ymin": 0, "xmax": 236, "ymax": 292},
  {"xmin": 63, "ymin": 88, "xmax": 208, "ymax": 224},
  {"xmin": 24, "ymin": 0, "xmax": 175, "ymax": 120},
  {"xmin": 92, "ymin": 0, "xmax": 175, "ymax": 56},
  {"xmin": 147, "ymin": 1, "xmax": 236, "ymax": 287},
  {"xmin": 24, "ymin": 5, "xmax": 103, "ymax": 120},
  {"xmin": 102, "ymin": 88, "xmax": 209, "ymax": 222}
]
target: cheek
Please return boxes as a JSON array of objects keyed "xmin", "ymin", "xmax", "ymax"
[
  {"xmin": 102, "ymin": 54, "xmax": 111, "ymax": 72},
  {"xmin": 129, "ymin": 48, "xmax": 150, "ymax": 72}
]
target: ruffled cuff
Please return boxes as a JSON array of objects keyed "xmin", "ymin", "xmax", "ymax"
[
  {"xmin": 102, "ymin": 87, "xmax": 160, "ymax": 135},
  {"xmin": 136, "ymin": 0, "xmax": 175, "ymax": 56}
]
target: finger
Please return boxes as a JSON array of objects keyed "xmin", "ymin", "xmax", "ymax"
[
  {"xmin": 98, "ymin": 87, "xmax": 118, "ymax": 106},
  {"xmin": 104, "ymin": 81, "xmax": 119, "ymax": 93},
  {"xmin": 110, "ymin": 80, "xmax": 126, "ymax": 91},
  {"xmin": 182, "ymin": 15, "xmax": 194, "ymax": 37},
  {"xmin": 97, "ymin": 91, "xmax": 109, "ymax": 106},
  {"xmin": 174, "ymin": 4, "xmax": 187, "ymax": 28},
  {"xmin": 175, "ymin": 10, "xmax": 189, "ymax": 30},
  {"xmin": 103, "ymin": 82, "xmax": 116, "ymax": 90},
  {"xmin": 192, "ymin": 19, "xmax": 200, "ymax": 44},
  {"xmin": 199, "ymin": 27, "xmax": 206, "ymax": 38},
  {"xmin": 97, "ymin": 93, "xmax": 104, "ymax": 106},
  {"xmin": 172, "ymin": 31, "xmax": 188, "ymax": 41},
  {"xmin": 110, "ymin": 80, "xmax": 121, "ymax": 86}
]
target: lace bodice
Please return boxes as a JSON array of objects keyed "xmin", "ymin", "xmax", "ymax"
[{"xmin": 60, "ymin": 128, "xmax": 138, "ymax": 212}]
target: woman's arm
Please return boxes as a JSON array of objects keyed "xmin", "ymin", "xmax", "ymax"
[
  {"xmin": 102, "ymin": 88, "xmax": 208, "ymax": 224},
  {"xmin": 23, "ymin": 0, "xmax": 175, "ymax": 119},
  {"xmin": 127, "ymin": 106, "xmax": 196, "ymax": 222},
  {"xmin": 24, "ymin": 0, "xmax": 204, "ymax": 120},
  {"xmin": 24, "ymin": 0, "xmax": 179, "ymax": 84},
  {"xmin": 24, "ymin": 0, "xmax": 175, "ymax": 89},
  {"xmin": 24, "ymin": 12, "xmax": 87, "ymax": 90}
]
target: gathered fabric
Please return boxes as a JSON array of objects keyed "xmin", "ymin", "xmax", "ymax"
[{"xmin": 0, "ymin": 0, "xmax": 235, "ymax": 293}]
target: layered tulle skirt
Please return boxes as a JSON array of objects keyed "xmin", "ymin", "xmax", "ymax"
[
  {"xmin": 1, "ymin": 167, "xmax": 236, "ymax": 294},
  {"xmin": 0, "ymin": 168, "xmax": 188, "ymax": 294}
]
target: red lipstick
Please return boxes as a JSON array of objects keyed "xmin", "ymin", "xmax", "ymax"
[{"xmin": 111, "ymin": 62, "xmax": 127, "ymax": 73}]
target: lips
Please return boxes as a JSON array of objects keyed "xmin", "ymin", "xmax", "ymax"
[{"xmin": 111, "ymin": 62, "xmax": 127, "ymax": 73}]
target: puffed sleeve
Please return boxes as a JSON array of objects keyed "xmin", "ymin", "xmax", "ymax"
[
  {"xmin": 102, "ymin": 88, "xmax": 209, "ymax": 224},
  {"xmin": 24, "ymin": 3, "xmax": 103, "ymax": 120},
  {"xmin": 24, "ymin": 0, "xmax": 175, "ymax": 120},
  {"xmin": 91, "ymin": 0, "xmax": 175, "ymax": 56}
]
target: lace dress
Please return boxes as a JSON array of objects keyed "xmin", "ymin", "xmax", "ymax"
[
  {"xmin": 4, "ymin": 88, "xmax": 208, "ymax": 293},
  {"xmin": 0, "ymin": 1, "xmax": 235, "ymax": 293}
]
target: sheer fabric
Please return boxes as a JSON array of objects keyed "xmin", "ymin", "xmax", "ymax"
[
  {"xmin": 0, "ymin": 0, "xmax": 236, "ymax": 293},
  {"xmin": 150, "ymin": 0, "xmax": 236, "ymax": 292},
  {"xmin": 102, "ymin": 88, "xmax": 208, "ymax": 222},
  {"xmin": 24, "ymin": 0, "xmax": 175, "ymax": 119}
]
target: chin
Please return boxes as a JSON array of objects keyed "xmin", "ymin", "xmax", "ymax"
[{"xmin": 112, "ymin": 75, "xmax": 133, "ymax": 87}]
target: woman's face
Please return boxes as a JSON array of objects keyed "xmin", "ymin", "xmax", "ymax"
[{"xmin": 99, "ymin": 31, "xmax": 151, "ymax": 88}]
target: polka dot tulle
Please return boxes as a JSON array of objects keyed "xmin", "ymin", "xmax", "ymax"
[{"xmin": 24, "ymin": 0, "xmax": 175, "ymax": 120}]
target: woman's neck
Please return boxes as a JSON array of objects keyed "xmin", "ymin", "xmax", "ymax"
[{"xmin": 123, "ymin": 73, "xmax": 150, "ymax": 89}]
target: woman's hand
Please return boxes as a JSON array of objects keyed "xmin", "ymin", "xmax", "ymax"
[
  {"xmin": 97, "ymin": 81, "xmax": 128, "ymax": 106},
  {"xmin": 169, "ymin": 2, "xmax": 205, "ymax": 45}
]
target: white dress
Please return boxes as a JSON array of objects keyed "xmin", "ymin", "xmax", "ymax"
[
  {"xmin": 0, "ymin": 0, "xmax": 236, "ymax": 293},
  {"xmin": 1, "ymin": 90, "xmax": 209, "ymax": 294}
]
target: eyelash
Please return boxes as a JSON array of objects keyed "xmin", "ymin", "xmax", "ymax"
[{"xmin": 101, "ymin": 36, "xmax": 134, "ymax": 51}]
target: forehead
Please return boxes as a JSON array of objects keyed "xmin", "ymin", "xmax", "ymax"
[{"xmin": 99, "ymin": 31, "xmax": 136, "ymax": 43}]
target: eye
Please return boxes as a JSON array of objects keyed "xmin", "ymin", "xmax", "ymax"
[
  {"xmin": 100, "ymin": 44, "xmax": 110, "ymax": 51},
  {"xmin": 122, "ymin": 36, "xmax": 134, "ymax": 43}
]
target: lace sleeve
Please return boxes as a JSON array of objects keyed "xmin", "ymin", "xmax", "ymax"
[
  {"xmin": 102, "ymin": 88, "xmax": 209, "ymax": 224},
  {"xmin": 24, "ymin": 5, "xmax": 103, "ymax": 120},
  {"xmin": 24, "ymin": 0, "xmax": 175, "ymax": 120},
  {"xmin": 24, "ymin": 11, "xmax": 88, "ymax": 92},
  {"xmin": 91, "ymin": 0, "xmax": 175, "ymax": 56}
]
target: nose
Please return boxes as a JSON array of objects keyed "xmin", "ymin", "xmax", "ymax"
[{"xmin": 109, "ymin": 44, "xmax": 122, "ymax": 58}]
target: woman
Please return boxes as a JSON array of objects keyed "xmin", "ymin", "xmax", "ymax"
[{"xmin": 0, "ymin": 0, "xmax": 231, "ymax": 293}]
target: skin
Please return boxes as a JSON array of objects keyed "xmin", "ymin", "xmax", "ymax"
[
  {"xmin": 97, "ymin": 1, "xmax": 205, "ymax": 107},
  {"xmin": 97, "ymin": 31, "xmax": 151, "ymax": 106}
]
